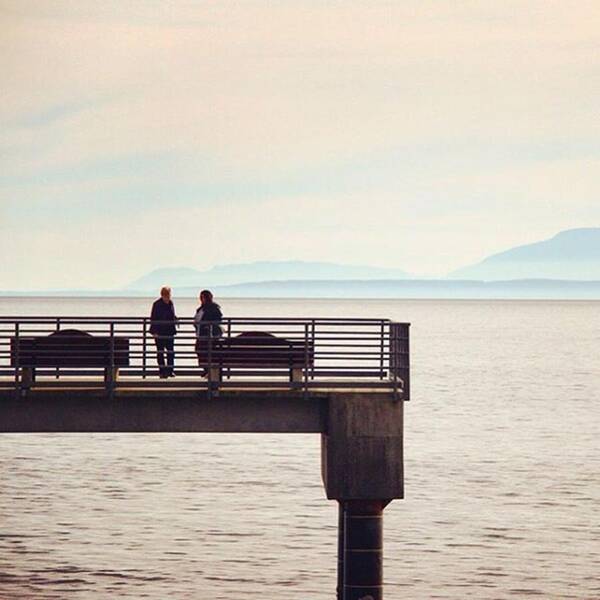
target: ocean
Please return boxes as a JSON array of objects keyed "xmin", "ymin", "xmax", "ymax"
[{"xmin": 1, "ymin": 297, "xmax": 599, "ymax": 599}]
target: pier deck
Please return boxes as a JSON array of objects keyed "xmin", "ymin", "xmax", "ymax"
[{"xmin": 0, "ymin": 315, "xmax": 409, "ymax": 397}]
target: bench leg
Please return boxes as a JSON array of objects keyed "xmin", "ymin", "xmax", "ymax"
[
  {"xmin": 21, "ymin": 367, "xmax": 35, "ymax": 389},
  {"xmin": 208, "ymin": 367, "xmax": 221, "ymax": 384},
  {"xmin": 291, "ymin": 368, "xmax": 303, "ymax": 384},
  {"xmin": 104, "ymin": 367, "xmax": 119, "ymax": 386}
]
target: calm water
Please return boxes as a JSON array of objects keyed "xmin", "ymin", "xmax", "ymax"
[{"xmin": 1, "ymin": 297, "xmax": 599, "ymax": 599}]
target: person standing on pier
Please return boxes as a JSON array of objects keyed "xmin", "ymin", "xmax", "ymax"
[
  {"xmin": 194, "ymin": 289, "xmax": 223, "ymax": 375},
  {"xmin": 149, "ymin": 286, "xmax": 177, "ymax": 378}
]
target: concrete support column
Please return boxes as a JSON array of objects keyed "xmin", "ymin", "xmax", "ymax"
[
  {"xmin": 322, "ymin": 393, "xmax": 403, "ymax": 598},
  {"xmin": 343, "ymin": 500, "xmax": 384, "ymax": 600},
  {"xmin": 321, "ymin": 393, "xmax": 403, "ymax": 501}
]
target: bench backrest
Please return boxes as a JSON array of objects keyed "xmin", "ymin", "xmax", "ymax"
[
  {"xmin": 11, "ymin": 329, "xmax": 130, "ymax": 368},
  {"xmin": 203, "ymin": 331, "xmax": 314, "ymax": 368}
]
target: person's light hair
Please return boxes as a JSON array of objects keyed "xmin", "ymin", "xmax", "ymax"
[{"xmin": 160, "ymin": 286, "xmax": 171, "ymax": 297}]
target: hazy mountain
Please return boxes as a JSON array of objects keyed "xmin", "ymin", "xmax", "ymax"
[
  {"xmin": 4, "ymin": 278, "xmax": 600, "ymax": 300},
  {"xmin": 451, "ymin": 228, "xmax": 600, "ymax": 280},
  {"xmin": 126, "ymin": 261, "xmax": 410, "ymax": 291},
  {"xmin": 198, "ymin": 278, "xmax": 600, "ymax": 299}
]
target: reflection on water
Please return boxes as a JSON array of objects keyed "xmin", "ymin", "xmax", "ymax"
[{"xmin": 1, "ymin": 297, "xmax": 599, "ymax": 598}]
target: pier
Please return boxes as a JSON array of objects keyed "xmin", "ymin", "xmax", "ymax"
[{"xmin": 0, "ymin": 316, "xmax": 410, "ymax": 599}]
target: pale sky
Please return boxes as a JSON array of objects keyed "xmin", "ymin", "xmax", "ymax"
[{"xmin": 1, "ymin": 1, "xmax": 599, "ymax": 290}]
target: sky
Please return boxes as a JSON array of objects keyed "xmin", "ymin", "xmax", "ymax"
[{"xmin": 1, "ymin": 1, "xmax": 600, "ymax": 290}]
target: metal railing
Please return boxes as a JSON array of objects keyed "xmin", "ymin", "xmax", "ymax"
[{"xmin": 0, "ymin": 316, "xmax": 410, "ymax": 400}]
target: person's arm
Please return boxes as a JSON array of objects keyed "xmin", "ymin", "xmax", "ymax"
[
  {"xmin": 211, "ymin": 305, "xmax": 223, "ymax": 336},
  {"xmin": 149, "ymin": 302, "xmax": 158, "ymax": 335},
  {"xmin": 193, "ymin": 308, "xmax": 202, "ymax": 336}
]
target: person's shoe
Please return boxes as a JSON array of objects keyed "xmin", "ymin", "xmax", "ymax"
[
  {"xmin": 159, "ymin": 373, "xmax": 168, "ymax": 379},
  {"xmin": 168, "ymin": 372, "xmax": 176, "ymax": 378}
]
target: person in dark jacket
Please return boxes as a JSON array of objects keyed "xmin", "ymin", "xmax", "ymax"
[
  {"xmin": 149, "ymin": 286, "xmax": 177, "ymax": 378},
  {"xmin": 194, "ymin": 289, "xmax": 223, "ymax": 373}
]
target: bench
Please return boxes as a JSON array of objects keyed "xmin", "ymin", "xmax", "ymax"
[
  {"xmin": 11, "ymin": 329, "xmax": 130, "ymax": 388},
  {"xmin": 198, "ymin": 331, "xmax": 314, "ymax": 384}
]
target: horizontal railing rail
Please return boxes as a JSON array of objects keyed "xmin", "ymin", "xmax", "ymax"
[{"xmin": 0, "ymin": 316, "xmax": 410, "ymax": 400}]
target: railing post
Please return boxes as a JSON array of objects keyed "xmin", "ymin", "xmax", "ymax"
[
  {"xmin": 14, "ymin": 321, "xmax": 20, "ymax": 397},
  {"xmin": 304, "ymin": 323, "xmax": 309, "ymax": 399},
  {"xmin": 142, "ymin": 318, "xmax": 148, "ymax": 379},
  {"xmin": 55, "ymin": 318, "xmax": 61, "ymax": 379},
  {"xmin": 391, "ymin": 323, "xmax": 399, "ymax": 401},
  {"xmin": 379, "ymin": 320, "xmax": 385, "ymax": 380},
  {"xmin": 404, "ymin": 323, "xmax": 411, "ymax": 401},
  {"xmin": 207, "ymin": 325, "xmax": 213, "ymax": 400},
  {"xmin": 310, "ymin": 319, "xmax": 316, "ymax": 380},
  {"xmin": 226, "ymin": 318, "xmax": 232, "ymax": 380},
  {"xmin": 107, "ymin": 322, "xmax": 115, "ymax": 398}
]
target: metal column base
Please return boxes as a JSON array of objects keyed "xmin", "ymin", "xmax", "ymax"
[
  {"xmin": 337, "ymin": 501, "xmax": 346, "ymax": 599},
  {"xmin": 343, "ymin": 500, "xmax": 385, "ymax": 600}
]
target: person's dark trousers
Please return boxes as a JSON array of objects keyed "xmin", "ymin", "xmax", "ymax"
[{"xmin": 155, "ymin": 336, "xmax": 175, "ymax": 377}]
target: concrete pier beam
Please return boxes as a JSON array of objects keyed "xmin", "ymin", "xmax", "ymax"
[{"xmin": 0, "ymin": 389, "xmax": 327, "ymax": 433}]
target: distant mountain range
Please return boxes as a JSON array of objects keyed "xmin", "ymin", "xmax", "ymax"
[
  {"xmin": 126, "ymin": 261, "xmax": 410, "ymax": 291},
  {"xmin": 126, "ymin": 228, "xmax": 600, "ymax": 293},
  {"xmin": 451, "ymin": 228, "xmax": 600, "ymax": 281},
  {"xmin": 3, "ymin": 228, "xmax": 599, "ymax": 299},
  {"xmin": 4, "ymin": 279, "xmax": 600, "ymax": 300},
  {"xmin": 204, "ymin": 279, "xmax": 600, "ymax": 299}
]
